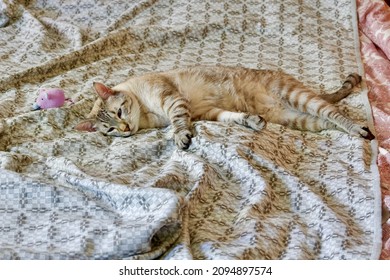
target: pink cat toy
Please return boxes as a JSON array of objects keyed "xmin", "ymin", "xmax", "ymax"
[{"xmin": 32, "ymin": 88, "xmax": 72, "ymax": 110}]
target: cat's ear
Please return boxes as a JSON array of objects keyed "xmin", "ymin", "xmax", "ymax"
[
  {"xmin": 93, "ymin": 82, "xmax": 114, "ymax": 100},
  {"xmin": 74, "ymin": 119, "xmax": 97, "ymax": 132}
]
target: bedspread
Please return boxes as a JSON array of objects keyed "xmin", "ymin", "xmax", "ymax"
[
  {"xmin": 357, "ymin": 0, "xmax": 390, "ymax": 260},
  {"xmin": 0, "ymin": 0, "xmax": 381, "ymax": 259}
]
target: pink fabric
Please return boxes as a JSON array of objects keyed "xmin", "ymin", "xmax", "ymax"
[{"xmin": 357, "ymin": 0, "xmax": 390, "ymax": 260}]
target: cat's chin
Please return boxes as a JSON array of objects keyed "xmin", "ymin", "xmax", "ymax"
[
  {"xmin": 121, "ymin": 132, "xmax": 132, "ymax": 138},
  {"xmin": 104, "ymin": 131, "xmax": 132, "ymax": 138},
  {"xmin": 119, "ymin": 132, "xmax": 132, "ymax": 138}
]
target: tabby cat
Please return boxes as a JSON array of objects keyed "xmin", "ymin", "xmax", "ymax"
[{"xmin": 75, "ymin": 66, "xmax": 374, "ymax": 149}]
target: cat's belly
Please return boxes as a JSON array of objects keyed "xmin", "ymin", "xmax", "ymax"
[
  {"xmin": 250, "ymin": 94, "xmax": 282, "ymax": 118},
  {"xmin": 253, "ymin": 102, "xmax": 280, "ymax": 115},
  {"xmin": 259, "ymin": 106, "xmax": 284, "ymax": 122}
]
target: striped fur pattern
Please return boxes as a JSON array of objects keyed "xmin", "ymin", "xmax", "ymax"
[{"xmin": 76, "ymin": 66, "xmax": 374, "ymax": 149}]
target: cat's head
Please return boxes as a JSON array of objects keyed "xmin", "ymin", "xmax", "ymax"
[{"xmin": 75, "ymin": 82, "xmax": 141, "ymax": 137}]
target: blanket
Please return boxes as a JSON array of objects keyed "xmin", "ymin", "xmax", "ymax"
[
  {"xmin": 357, "ymin": 0, "xmax": 390, "ymax": 260},
  {"xmin": 0, "ymin": 0, "xmax": 381, "ymax": 259}
]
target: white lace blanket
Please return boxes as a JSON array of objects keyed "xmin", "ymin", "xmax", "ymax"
[{"xmin": 0, "ymin": 0, "xmax": 381, "ymax": 259}]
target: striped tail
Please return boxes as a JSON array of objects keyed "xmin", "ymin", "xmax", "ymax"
[{"xmin": 320, "ymin": 73, "xmax": 361, "ymax": 103}]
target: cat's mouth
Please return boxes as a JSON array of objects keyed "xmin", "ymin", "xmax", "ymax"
[
  {"xmin": 118, "ymin": 122, "xmax": 135, "ymax": 137},
  {"xmin": 104, "ymin": 123, "xmax": 135, "ymax": 137},
  {"xmin": 117, "ymin": 126, "xmax": 134, "ymax": 137}
]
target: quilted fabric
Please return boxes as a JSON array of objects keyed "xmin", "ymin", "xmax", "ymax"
[{"xmin": 0, "ymin": 0, "xmax": 381, "ymax": 259}]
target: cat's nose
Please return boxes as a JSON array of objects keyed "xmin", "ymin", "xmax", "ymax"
[{"xmin": 119, "ymin": 123, "xmax": 130, "ymax": 132}]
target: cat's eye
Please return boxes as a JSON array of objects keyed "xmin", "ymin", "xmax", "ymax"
[
  {"xmin": 107, "ymin": 127, "xmax": 115, "ymax": 133},
  {"xmin": 117, "ymin": 108, "xmax": 122, "ymax": 119}
]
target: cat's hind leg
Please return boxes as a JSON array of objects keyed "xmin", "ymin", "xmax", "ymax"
[
  {"xmin": 300, "ymin": 97, "xmax": 374, "ymax": 139},
  {"xmin": 200, "ymin": 108, "xmax": 266, "ymax": 131},
  {"xmin": 269, "ymin": 109, "xmax": 337, "ymax": 132},
  {"xmin": 282, "ymin": 87, "xmax": 374, "ymax": 140}
]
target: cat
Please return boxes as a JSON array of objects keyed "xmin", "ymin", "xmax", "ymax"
[{"xmin": 75, "ymin": 65, "xmax": 374, "ymax": 149}]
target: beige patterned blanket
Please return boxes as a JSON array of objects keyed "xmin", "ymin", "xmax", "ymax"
[{"xmin": 0, "ymin": 0, "xmax": 381, "ymax": 259}]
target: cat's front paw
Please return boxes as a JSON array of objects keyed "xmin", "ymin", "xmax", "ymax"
[
  {"xmin": 243, "ymin": 115, "xmax": 266, "ymax": 131},
  {"xmin": 174, "ymin": 130, "xmax": 193, "ymax": 150}
]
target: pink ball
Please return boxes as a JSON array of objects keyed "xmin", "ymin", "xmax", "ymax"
[{"xmin": 33, "ymin": 88, "xmax": 65, "ymax": 110}]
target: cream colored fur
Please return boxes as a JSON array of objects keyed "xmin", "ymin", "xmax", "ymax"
[{"xmin": 76, "ymin": 66, "xmax": 374, "ymax": 149}]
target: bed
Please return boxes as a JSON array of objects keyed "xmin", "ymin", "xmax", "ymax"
[
  {"xmin": 358, "ymin": 0, "xmax": 390, "ymax": 260},
  {"xmin": 0, "ymin": 0, "xmax": 387, "ymax": 260}
]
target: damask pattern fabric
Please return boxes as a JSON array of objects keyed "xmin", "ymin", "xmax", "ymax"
[
  {"xmin": 357, "ymin": 0, "xmax": 390, "ymax": 260},
  {"xmin": 0, "ymin": 0, "xmax": 381, "ymax": 259}
]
